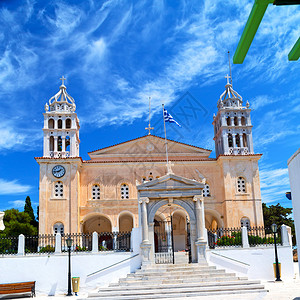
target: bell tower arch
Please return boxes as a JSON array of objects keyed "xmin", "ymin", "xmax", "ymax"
[{"xmin": 43, "ymin": 76, "xmax": 80, "ymax": 158}]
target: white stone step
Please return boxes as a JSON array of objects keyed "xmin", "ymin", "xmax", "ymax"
[
  {"xmin": 134, "ymin": 268, "xmax": 223, "ymax": 276},
  {"xmin": 102, "ymin": 280, "xmax": 262, "ymax": 292},
  {"xmin": 89, "ymin": 284, "xmax": 266, "ymax": 299},
  {"xmin": 112, "ymin": 275, "xmax": 246, "ymax": 286},
  {"xmin": 123, "ymin": 270, "xmax": 233, "ymax": 281},
  {"xmin": 136, "ymin": 266, "xmax": 216, "ymax": 274}
]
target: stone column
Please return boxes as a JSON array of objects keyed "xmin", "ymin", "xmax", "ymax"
[
  {"xmin": 238, "ymin": 116, "xmax": 242, "ymax": 126},
  {"xmin": 92, "ymin": 231, "xmax": 98, "ymax": 253},
  {"xmin": 54, "ymin": 136, "xmax": 58, "ymax": 153},
  {"xmin": 281, "ymin": 225, "xmax": 291, "ymax": 246},
  {"xmin": 62, "ymin": 136, "xmax": 66, "ymax": 153},
  {"xmin": 193, "ymin": 195, "xmax": 207, "ymax": 264},
  {"xmin": 0, "ymin": 211, "xmax": 5, "ymax": 231},
  {"xmin": 241, "ymin": 226, "xmax": 249, "ymax": 248},
  {"xmin": 18, "ymin": 234, "xmax": 25, "ymax": 256},
  {"xmin": 232, "ymin": 133, "xmax": 236, "ymax": 148},
  {"xmin": 239, "ymin": 134, "xmax": 243, "ymax": 148},
  {"xmin": 55, "ymin": 233, "xmax": 62, "ymax": 254},
  {"xmin": 139, "ymin": 197, "xmax": 151, "ymax": 264}
]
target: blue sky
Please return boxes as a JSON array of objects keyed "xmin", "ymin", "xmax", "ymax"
[{"xmin": 0, "ymin": 0, "xmax": 299, "ymax": 215}]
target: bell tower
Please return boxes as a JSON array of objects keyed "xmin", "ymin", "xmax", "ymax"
[
  {"xmin": 43, "ymin": 77, "xmax": 80, "ymax": 158},
  {"xmin": 213, "ymin": 75, "xmax": 254, "ymax": 157}
]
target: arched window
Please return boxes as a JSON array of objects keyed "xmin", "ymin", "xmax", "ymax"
[
  {"xmin": 121, "ymin": 184, "xmax": 129, "ymax": 199},
  {"xmin": 53, "ymin": 222, "xmax": 64, "ymax": 235},
  {"xmin": 48, "ymin": 119, "xmax": 54, "ymax": 129},
  {"xmin": 203, "ymin": 184, "xmax": 211, "ymax": 197},
  {"xmin": 92, "ymin": 184, "xmax": 100, "ymax": 200},
  {"xmin": 234, "ymin": 116, "xmax": 238, "ymax": 126},
  {"xmin": 243, "ymin": 133, "xmax": 248, "ymax": 147},
  {"xmin": 228, "ymin": 134, "xmax": 233, "ymax": 147},
  {"xmin": 50, "ymin": 136, "xmax": 54, "ymax": 151},
  {"xmin": 65, "ymin": 136, "xmax": 70, "ymax": 152},
  {"xmin": 58, "ymin": 119, "xmax": 62, "ymax": 129},
  {"xmin": 57, "ymin": 136, "xmax": 62, "ymax": 151},
  {"xmin": 237, "ymin": 177, "xmax": 246, "ymax": 193},
  {"xmin": 241, "ymin": 217, "xmax": 250, "ymax": 229},
  {"xmin": 226, "ymin": 117, "xmax": 231, "ymax": 126},
  {"xmin": 241, "ymin": 116, "xmax": 246, "ymax": 126},
  {"xmin": 66, "ymin": 118, "xmax": 71, "ymax": 129},
  {"xmin": 54, "ymin": 181, "xmax": 63, "ymax": 198},
  {"xmin": 236, "ymin": 134, "xmax": 240, "ymax": 147}
]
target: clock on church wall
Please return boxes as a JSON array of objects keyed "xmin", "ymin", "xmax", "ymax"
[{"xmin": 52, "ymin": 165, "xmax": 66, "ymax": 178}]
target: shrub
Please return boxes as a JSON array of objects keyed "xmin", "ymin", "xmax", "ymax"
[
  {"xmin": 215, "ymin": 231, "xmax": 242, "ymax": 246},
  {"xmin": 74, "ymin": 245, "xmax": 87, "ymax": 252},
  {"xmin": 39, "ymin": 245, "xmax": 55, "ymax": 253}
]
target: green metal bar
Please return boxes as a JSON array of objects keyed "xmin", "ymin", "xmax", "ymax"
[
  {"xmin": 288, "ymin": 37, "xmax": 300, "ymax": 61},
  {"xmin": 233, "ymin": 0, "xmax": 274, "ymax": 64},
  {"xmin": 273, "ymin": 0, "xmax": 300, "ymax": 5}
]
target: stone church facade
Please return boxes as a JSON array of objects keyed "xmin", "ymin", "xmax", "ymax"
[{"xmin": 35, "ymin": 78, "xmax": 264, "ymax": 245}]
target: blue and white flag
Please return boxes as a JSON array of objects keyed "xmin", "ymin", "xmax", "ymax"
[{"xmin": 163, "ymin": 109, "xmax": 181, "ymax": 127}]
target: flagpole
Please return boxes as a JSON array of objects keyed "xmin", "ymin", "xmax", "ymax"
[{"xmin": 162, "ymin": 104, "xmax": 169, "ymax": 171}]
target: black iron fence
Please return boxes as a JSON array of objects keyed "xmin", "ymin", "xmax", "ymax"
[
  {"xmin": 98, "ymin": 232, "xmax": 131, "ymax": 251},
  {"xmin": 208, "ymin": 226, "xmax": 283, "ymax": 249},
  {"xmin": 25, "ymin": 234, "xmax": 56, "ymax": 254},
  {"xmin": 0, "ymin": 235, "xmax": 18, "ymax": 254},
  {"xmin": 0, "ymin": 232, "xmax": 131, "ymax": 255},
  {"xmin": 248, "ymin": 226, "xmax": 281, "ymax": 246},
  {"xmin": 208, "ymin": 227, "xmax": 242, "ymax": 249},
  {"xmin": 62, "ymin": 233, "xmax": 93, "ymax": 252}
]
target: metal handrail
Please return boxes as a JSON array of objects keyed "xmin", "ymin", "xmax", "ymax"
[
  {"xmin": 87, "ymin": 253, "xmax": 139, "ymax": 277},
  {"xmin": 210, "ymin": 251, "xmax": 250, "ymax": 266}
]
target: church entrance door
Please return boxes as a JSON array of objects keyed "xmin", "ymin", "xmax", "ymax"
[{"xmin": 154, "ymin": 218, "xmax": 174, "ymax": 264}]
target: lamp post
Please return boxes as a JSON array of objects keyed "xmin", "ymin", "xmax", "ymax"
[
  {"xmin": 66, "ymin": 237, "xmax": 73, "ymax": 296},
  {"xmin": 271, "ymin": 223, "xmax": 282, "ymax": 281}
]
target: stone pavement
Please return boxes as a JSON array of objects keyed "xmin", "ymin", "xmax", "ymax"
[
  {"xmin": 2, "ymin": 279, "xmax": 300, "ymax": 300},
  {"xmin": 2, "ymin": 264, "xmax": 300, "ymax": 300}
]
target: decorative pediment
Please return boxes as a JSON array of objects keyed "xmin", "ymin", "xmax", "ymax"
[
  {"xmin": 137, "ymin": 173, "xmax": 204, "ymax": 199},
  {"xmin": 88, "ymin": 135, "xmax": 211, "ymax": 161}
]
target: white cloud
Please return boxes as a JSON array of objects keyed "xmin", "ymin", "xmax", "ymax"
[
  {"xmin": 259, "ymin": 165, "xmax": 290, "ymax": 204},
  {"xmin": 8, "ymin": 200, "xmax": 25, "ymax": 208},
  {"xmin": 0, "ymin": 179, "xmax": 31, "ymax": 195},
  {"xmin": 251, "ymin": 95, "xmax": 276, "ymax": 110},
  {"xmin": 0, "ymin": 117, "xmax": 42, "ymax": 151},
  {"xmin": 0, "ymin": 125, "xmax": 26, "ymax": 150}
]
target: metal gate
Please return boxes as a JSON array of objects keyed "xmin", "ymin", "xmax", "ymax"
[
  {"xmin": 154, "ymin": 218, "xmax": 174, "ymax": 264},
  {"xmin": 186, "ymin": 217, "xmax": 192, "ymax": 263}
]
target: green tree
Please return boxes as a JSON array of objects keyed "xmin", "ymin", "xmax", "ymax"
[
  {"xmin": 262, "ymin": 203, "xmax": 295, "ymax": 245},
  {"xmin": 1, "ymin": 209, "xmax": 38, "ymax": 237},
  {"xmin": 24, "ymin": 196, "xmax": 35, "ymax": 223}
]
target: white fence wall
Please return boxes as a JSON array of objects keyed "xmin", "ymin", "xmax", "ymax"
[
  {"xmin": 0, "ymin": 227, "xmax": 142, "ymax": 296},
  {"xmin": 207, "ymin": 245, "xmax": 294, "ymax": 281}
]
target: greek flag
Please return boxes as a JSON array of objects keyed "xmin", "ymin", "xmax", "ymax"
[{"xmin": 164, "ymin": 109, "xmax": 181, "ymax": 127}]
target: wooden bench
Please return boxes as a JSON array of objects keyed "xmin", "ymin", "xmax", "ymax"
[{"xmin": 0, "ymin": 281, "xmax": 36, "ymax": 297}]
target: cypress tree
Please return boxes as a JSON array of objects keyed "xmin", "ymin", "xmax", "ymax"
[{"xmin": 24, "ymin": 196, "xmax": 37, "ymax": 227}]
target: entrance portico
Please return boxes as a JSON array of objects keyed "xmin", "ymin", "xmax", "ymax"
[{"xmin": 137, "ymin": 173, "xmax": 207, "ymax": 264}]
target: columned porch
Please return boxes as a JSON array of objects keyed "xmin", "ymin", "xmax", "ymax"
[{"xmin": 137, "ymin": 173, "xmax": 207, "ymax": 265}]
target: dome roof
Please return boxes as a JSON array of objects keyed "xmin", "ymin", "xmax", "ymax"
[
  {"xmin": 217, "ymin": 75, "xmax": 244, "ymax": 110},
  {"xmin": 45, "ymin": 77, "xmax": 76, "ymax": 113}
]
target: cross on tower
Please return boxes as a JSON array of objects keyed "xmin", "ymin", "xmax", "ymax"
[
  {"xmin": 60, "ymin": 76, "xmax": 66, "ymax": 85},
  {"xmin": 225, "ymin": 74, "xmax": 231, "ymax": 84},
  {"xmin": 145, "ymin": 96, "xmax": 154, "ymax": 135}
]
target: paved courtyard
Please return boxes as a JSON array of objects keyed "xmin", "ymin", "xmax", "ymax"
[{"xmin": 1, "ymin": 264, "xmax": 300, "ymax": 300}]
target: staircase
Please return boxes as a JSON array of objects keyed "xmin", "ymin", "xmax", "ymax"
[{"xmin": 89, "ymin": 262, "xmax": 267, "ymax": 299}]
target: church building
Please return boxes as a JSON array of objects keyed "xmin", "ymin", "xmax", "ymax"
[{"xmin": 35, "ymin": 77, "xmax": 264, "ymax": 258}]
